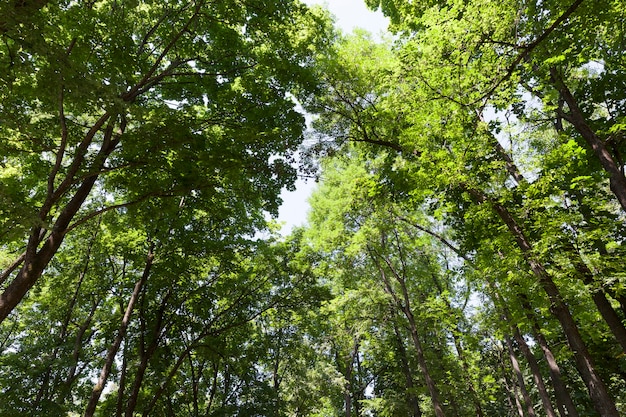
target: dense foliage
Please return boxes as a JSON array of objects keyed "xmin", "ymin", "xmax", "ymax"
[{"xmin": 1, "ymin": 0, "xmax": 626, "ymax": 416}]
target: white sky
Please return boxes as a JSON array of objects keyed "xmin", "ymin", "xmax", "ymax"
[
  {"xmin": 304, "ymin": 0, "xmax": 389, "ymax": 35},
  {"xmin": 276, "ymin": 0, "xmax": 389, "ymax": 234}
]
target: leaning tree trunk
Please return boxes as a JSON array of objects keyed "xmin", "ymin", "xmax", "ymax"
[
  {"xmin": 488, "ymin": 116, "xmax": 626, "ymax": 350},
  {"xmin": 506, "ymin": 336, "xmax": 537, "ymax": 417},
  {"xmin": 511, "ymin": 327, "xmax": 558, "ymax": 417},
  {"xmin": 489, "ymin": 283, "xmax": 558, "ymax": 417},
  {"xmin": 370, "ymin": 247, "xmax": 447, "ymax": 417},
  {"xmin": 499, "ymin": 342, "xmax": 525, "ymax": 417},
  {"xmin": 83, "ymin": 245, "xmax": 154, "ymax": 417},
  {"xmin": 550, "ymin": 67, "xmax": 626, "ymax": 214},
  {"xmin": 516, "ymin": 293, "xmax": 580, "ymax": 417},
  {"xmin": 0, "ymin": 114, "xmax": 122, "ymax": 323},
  {"xmin": 472, "ymin": 190, "xmax": 620, "ymax": 417}
]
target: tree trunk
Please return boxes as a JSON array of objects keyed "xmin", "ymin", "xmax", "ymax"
[
  {"xmin": 430, "ymin": 273, "xmax": 484, "ymax": 417},
  {"xmin": 370, "ymin": 246, "xmax": 447, "ymax": 417},
  {"xmin": 124, "ymin": 293, "xmax": 168, "ymax": 417},
  {"xmin": 506, "ymin": 336, "xmax": 537, "ymax": 417},
  {"xmin": 405, "ymin": 308, "xmax": 446, "ymax": 417},
  {"xmin": 499, "ymin": 342, "xmax": 525, "ymax": 417},
  {"xmin": 471, "ymin": 190, "xmax": 619, "ymax": 416},
  {"xmin": 343, "ymin": 339, "xmax": 359, "ymax": 417},
  {"xmin": 115, "ymin": 342, "xmax": 129, "ymax": 417},
  {"xmin": 511, "ymin": 328, "xmax": 557, "ymax": 417},
  {"xmin": 550, "ymin": 67, "xmax": 626, "ymax": 213},
  {"xmin": 392, "ymin": 321, "xmax": 423, "ymax": 417},
  {"xmin": 571, "ymin": 256, "xmax": 626, "ymax": 353},
  {"xmin": 516, "ymin": 294, "xmax": 580, "ymax": 417},
  {"xmin": 0, "ymin": 114, "xmax": 121, "ymax": 323},
  {"xmin": 489, "ymin": 283, "xmax": 559, "ymax": 417},
  {"xmin": 84, "ymin": 245, "xmax": 154, "ymax": 417}
]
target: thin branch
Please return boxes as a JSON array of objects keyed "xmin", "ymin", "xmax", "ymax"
[
  {"xmin": 396, "ymin": 214, "xmax": 477, "ymax": 269},
  {"xmin": 0, "ymin": 252, "xmax": 26, "ymax": 286},
  {"xmin": 477, "ymin": 0, "xmax": 585, "ymax": 107},
  {"xmin": 122, "ymin": 1, "xmax": 205, "ymax": 103}
]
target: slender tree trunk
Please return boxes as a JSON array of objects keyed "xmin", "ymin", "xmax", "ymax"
[
  {"xmin": 489, "ymin": 283, "xmax": 558, "ymax": 417},
  {"xmin": 354, "ymin": 344, "xmax": 364, "ymax": 417},
  {"xmin": 405, "ymin": 309, "xmax": 446, "ymax": 417},
  {"xmin": 124, "ymin": 296, "xmax": 167, "ymax": 417},
  {"xmin": 550, "ymin": 67, "xmax": 626, "ymax": 213},
  {"xmin": 370, "ymin": 246, "xmax": 447, "ymax": 417},
  {"xmin": 142, "ymin": 345, "xmax": 194, "ymax": 417},
  {"xmin": 515, "ymin": 295, "xmax": 580, "ymax": 417},
  {"xmin": 506, "ymin": 336, "xmax": 537, "ymax": 417},
  {"xmin": 188, "ymin": 353, "xmax": 200, "ymax": 417},
  {"xmin": 392, "ymin": 321, "xmax": 423, "ymax": 417},
  {"xmin": 53, "ymin": 298, "xmax": 101, "ymax": 406},
  {"xmin": 206, "ymin": 360, "xmax": 220, "ymax": 412},
  {"xmin": 499, "ymin": 342, "xmax": 525, "ymax": 417},
  {"xmin": 343, "ymin": 339, "xmax": 359, "ymax": 417},
  {"xmin": 115, "ymin": 342, "xmax": 129, "ymax": 417},
  {"xmin": 469, "ymin": 189, "xmax": 619, "ymax": 416},
  {"xmin": 571, "ymin": 256, "xmax": 626, "ymax": 353},
  {"xmin": 84, "ymin": 245, "xmax": 154, "ymax": 417},
  {"xmin": 511, "ymin": 328, "xmax": 558, "ymax": 417},
  {"xmin": 572, "ymin": 196, "xmax": 626, "ymax": 319},
  {"xmin": 430, "ymin": 273, "xmax": 484, "ymax": 417},
  {"xmin": 489, "ymin": 120, "xmax": 626, "ymax": 350}
]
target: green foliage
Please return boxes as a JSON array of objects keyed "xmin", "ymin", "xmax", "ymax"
[
  {"xmin": 3, "ymin": 0, "xmax": 626, "ymax": 415},
  {"xmin": 297, "ymin": 1, "xmax": 626, "ymax": 415}
]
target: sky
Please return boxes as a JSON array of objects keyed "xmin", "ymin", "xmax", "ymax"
[
  {"xmin": 276, "ymin": 0, "xmax": 389, "ymax": 233},
  {"xmin": 304, "ymin": 0, "xmax": 389, "ymax": 35}
]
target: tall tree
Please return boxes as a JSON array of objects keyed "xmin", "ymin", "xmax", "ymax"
[
  {"xmin": 0, "ymin": 0, "xmax": 333, "ymax": 321},
  {"xmin": 302, "ymin": 14, "xmax": 626, "ymax": 414}
]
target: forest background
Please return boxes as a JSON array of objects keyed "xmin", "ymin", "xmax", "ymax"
[{"xmin": 1, "ymin": 0, "xmax": 625, "ymax": 416}]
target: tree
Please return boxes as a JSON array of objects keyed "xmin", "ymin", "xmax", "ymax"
[
  {"xmin": 302, "ymin": 13, "xmax": 626, "ymax": 414},
  {"xmin": 0, "ymin": 1, "xmax": 339, "ymax": 413},
  {"xmin": 304, "ymin": 154, "xmax": 499, "ymax": 417},
  {"xmin": 0, "ymin": 0, "xmax": 333, "ymax": 322}
]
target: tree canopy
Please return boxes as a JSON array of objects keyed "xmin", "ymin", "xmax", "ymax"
[{"xmin": 1, "ymin": 0, "xmax": 626, "ymax": 416}]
